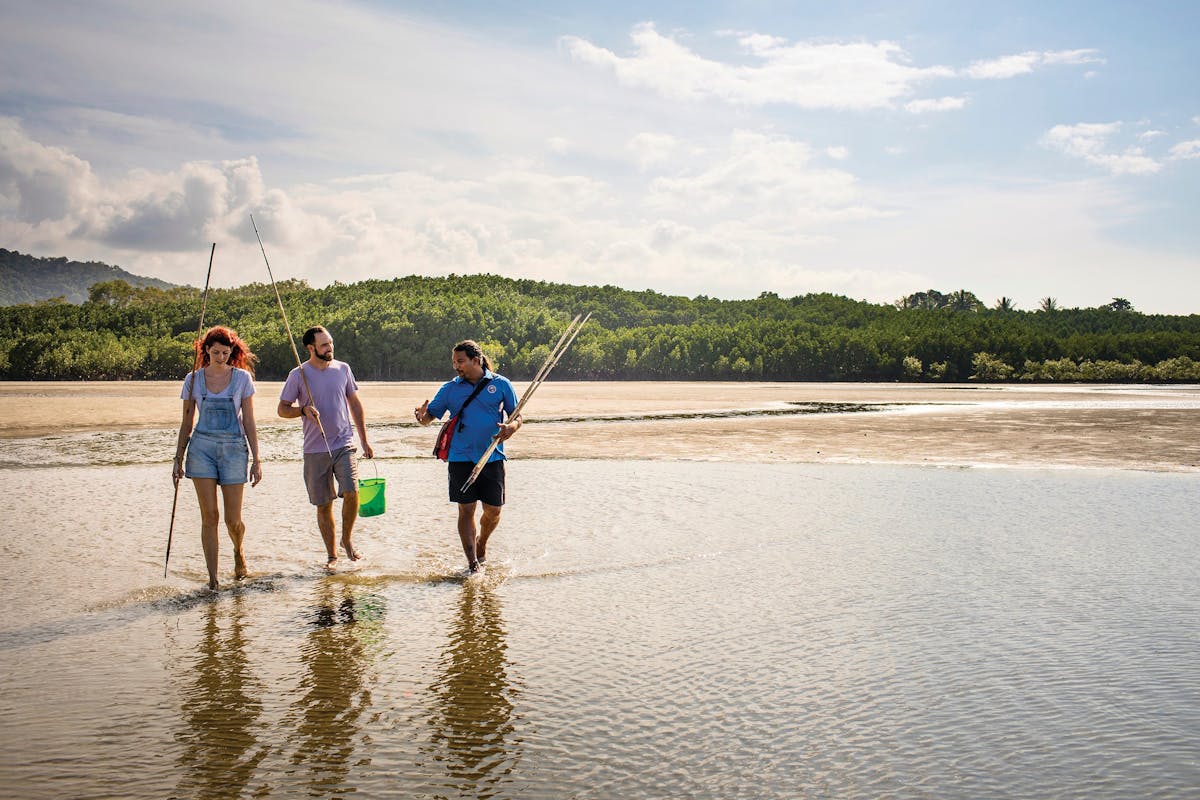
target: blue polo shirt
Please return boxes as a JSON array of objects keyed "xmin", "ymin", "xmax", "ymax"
[{"xmin": 427, "ymin": 370, "xmax": 518, "ymax": 462}]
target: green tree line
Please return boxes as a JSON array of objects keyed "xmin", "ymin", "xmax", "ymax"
[{"xmin": 2, "ymin": 276, "xmax": 1199, "ymax": 382}]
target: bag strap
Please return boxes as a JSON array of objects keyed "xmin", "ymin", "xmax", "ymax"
[{"xmin": 455, "ymin": 377, "xmax": 492, "ymax": 430}]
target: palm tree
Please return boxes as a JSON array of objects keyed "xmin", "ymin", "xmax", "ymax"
[
  {"xmin": 949, "ymin": 289, "xmax": 982, "ymax": 312},
  {"xmin": 1039, "ymin": 297, "xmax": 1058, "ymax": 312},
  {"xmin": 994, "ymin": 296, "xmax": 1017, "ymax": 312},
  {"xmin": 1107, "ymin": 297, "xmax": 1134, "ymax": 312}
]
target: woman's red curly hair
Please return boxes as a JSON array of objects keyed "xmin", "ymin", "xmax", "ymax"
[{"xmin": 195, "ymin": 326, "xmax": 258, "ymax": 375}]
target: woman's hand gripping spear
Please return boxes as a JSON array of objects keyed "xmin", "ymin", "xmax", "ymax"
[{"xmin": 164, "ymin": 243, "xmax": 215, "ymax": 578}]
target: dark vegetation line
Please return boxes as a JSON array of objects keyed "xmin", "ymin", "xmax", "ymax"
[{"xmin": 2, "ymin": 273, "xmax": 1199, "ymax": 382}]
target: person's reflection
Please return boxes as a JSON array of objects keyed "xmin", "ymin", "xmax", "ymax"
[
  {"xmin": 174, "ymin": 594, "xmax": 267, "ymax": 800},
  {"xmin": 426, "ymin": 581, "xmax": 522, "ymax": 795},
  {"xmin": 287, "ymin": 580, "xmax": 384, "ymax": 795}
]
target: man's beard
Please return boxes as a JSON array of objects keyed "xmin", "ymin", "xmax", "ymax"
[{"xmin": 317, "ymin": 350, "xmax": 333, "ymax": 362}]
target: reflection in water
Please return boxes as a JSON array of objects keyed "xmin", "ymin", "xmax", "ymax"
[
  {"xmin": 424, "ymin": 581, "xmax": 523, "ymax": 798},
  {"xmin": 287, "ymin": 581, "xmax": 384, "ymax": 796},
  {"xmin": 174, "ymin": 595, "xmax": 268, "ymax": 800}
]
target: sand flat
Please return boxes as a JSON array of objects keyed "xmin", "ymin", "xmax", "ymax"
[{"xmin": 2, "ymin": 380, "xmax": 1198, "ymax": 471}]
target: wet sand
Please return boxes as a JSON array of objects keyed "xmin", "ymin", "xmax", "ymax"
[{"xmin": 2, "ymin": 380, "xmax": 1198, "ymax": 471}]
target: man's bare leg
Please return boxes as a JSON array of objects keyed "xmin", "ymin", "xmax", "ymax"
[
  {"xmin": 340, "ymin": 490, "xmax": 361, "ymax": 560},
  {"xmin": 317, "ymin": 501, "xmax": 338, "ymax": 566},
  {"xmin": 476, "ymin": 503, "xmax": 502, "ymax": 564},
  {"xmin": 457, "ymin": 501, "xmax": 480, "ymax": 570}
]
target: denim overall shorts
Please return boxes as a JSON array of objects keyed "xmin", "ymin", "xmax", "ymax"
[{"xmin": 184, "ymin": 370, "xmax": 249, "ymax": 485}]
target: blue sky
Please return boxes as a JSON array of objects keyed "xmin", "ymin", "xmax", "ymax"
[{"xmin": 1, "ymin": 0, "xmax": 1197, "ymax": 312}]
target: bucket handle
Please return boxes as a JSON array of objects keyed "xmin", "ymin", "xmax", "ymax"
[{"xmin": 359, "ymin": 455, "xmax": 378, "ymax": 480}]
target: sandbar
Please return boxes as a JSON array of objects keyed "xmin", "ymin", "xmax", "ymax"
[{"xmin": 1, "ymin": 381, "xmax": 1197, "ymax": 472}]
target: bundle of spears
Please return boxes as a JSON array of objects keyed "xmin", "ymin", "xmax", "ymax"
[{"xmin": 461, "ymin": 312, "xmax": 591, "ymax": 492}]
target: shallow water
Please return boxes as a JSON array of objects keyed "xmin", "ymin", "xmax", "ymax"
[{"xmin": 1, "ymin": 452, "xmax": 1197, "ymax": 799}]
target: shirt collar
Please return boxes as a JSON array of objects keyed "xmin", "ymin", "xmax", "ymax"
[{"xmin": 457, "ymin": 369, "xmax": 494, "ymax": 385}]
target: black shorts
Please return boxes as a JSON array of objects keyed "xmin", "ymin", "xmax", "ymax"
[{"xmin": 448, "ymin": 460, "xmax": 505, "ymax": 506}]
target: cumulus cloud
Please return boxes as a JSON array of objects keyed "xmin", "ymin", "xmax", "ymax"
[
  {"xmin": 0, "ymin": 117, "xmax": 98, "ymax": 223},
  {"xmin": 1041, "ymin": 122, "xmax": 1161, "ymax": 175},
  {"xmin": 563, "ymin": 23, "xmax": 954, "ymax": 110},
  {"xmin": 965, "ymin": 48, "xmax": 1102, "ymax": 79},
  {"xmin": 2, "ymin": 120, "xmax": 899, "ymax": 298},
  {"xmin": 0, "ymin": 116, "xmax": 332, "ymax": 272}
]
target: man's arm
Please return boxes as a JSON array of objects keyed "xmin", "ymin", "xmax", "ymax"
[
  {"xmin": 414, "ymin": 399, "xmax": 435, "ymax": 426},
  {"xmin": 496, "ymin": 381, "xmax": 522, "ymax": 441},
  {"xmin": 496, "ymin": 414, "xmax": 522, "ymax": 441},
  {"xmin": 278, "ymin": 398, "xmax": 319, "ymax": 422},
  {"xmin": 277, "ymin": 370, "xmax": 310, "ymax": 419},
  {"xmin": 347, "ymin": 392, "xmax": 373, "ymax": 458}
]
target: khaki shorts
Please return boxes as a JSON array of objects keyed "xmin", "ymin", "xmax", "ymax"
[{"xmin": 303, "ymin": 446, "xmax": 358, "ymax": 506}]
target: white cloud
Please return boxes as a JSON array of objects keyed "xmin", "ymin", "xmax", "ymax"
[
  {"xmin": 1138, "ymin": 129, "xmax": 1166, "ymax": 141},
  {"xmin": 825, "ymin": 146, "xmax": 850, "ymax": 160},
  {"xmin": 1040, "ymin": 49, "xmax": 1105, "ymax": 66},
  {"xmin": 904, "ymin": 96, "xmax": 968, "ymax": 114},
  {"xmin": 1041, "ymin": 122, "xmax": 1161, "ymax": 175},
  {"xmin": 644, "ymin": 130, "xmax": 880, "ymax": 225},
  {"xmin": 1168, "ymin": 139, "xmax": 1200, "ymax": 160},
  {"xmin": 563, "ymin": 23, "xmax": 953, "ymax": 110},
  {"xmin": 965, "ymin": 48, "xmax": 1102, "ymax": 79},
  {"xmin": 627, "ymin": 132, "xmax": 680, "ymax": 171}
]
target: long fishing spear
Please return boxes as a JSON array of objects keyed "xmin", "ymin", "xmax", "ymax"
[
  {"xmin": 165, "ymin": 242, "xmax": 216, "ymax": 578},
  {"xmin": 250, "ymin": 213, "xmax": 332, "ymax": 458},
  {"xmin": 461, "ymin": 312, "xmax": 590, "ymax": 492}
]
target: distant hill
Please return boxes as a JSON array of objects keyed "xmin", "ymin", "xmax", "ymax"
[{"xmin": 0, "ymin": 248, "xmax": 177, "ymax": 305}]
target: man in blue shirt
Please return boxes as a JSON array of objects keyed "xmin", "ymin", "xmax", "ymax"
[{"xmin": 414, "ymin": 340, "xmax": 521, "ymax": 573}]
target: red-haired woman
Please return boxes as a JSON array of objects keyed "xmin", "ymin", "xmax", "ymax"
[{"xmin": 172, "ymin": 326, "xmax": 263, "ymax": 589}]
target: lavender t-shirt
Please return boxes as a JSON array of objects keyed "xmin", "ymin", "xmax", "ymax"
[{"xmin": 279, "ymin": 360, "xmax": 359, "ymax": 453}]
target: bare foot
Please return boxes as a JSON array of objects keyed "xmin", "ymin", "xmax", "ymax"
[
  {"xmin": 325, "ymin": 556, "xmax": 339, "ymax": 570},
  {"xmin": 342, "ymin": 538, "xmax": 361, "ymax": 561},
  {"xmin": 234, "ymin": 550, "xmax": 248, "ymax": 580},
  {"xmin": 475, "ymin": 535, "xmax": 487, "ymax": 563},
  {"xmin": 207, "ymin": 578, "xmax": 219, "ymax": 591}
]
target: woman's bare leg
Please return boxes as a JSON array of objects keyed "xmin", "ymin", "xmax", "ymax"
[
  {"xmin": 192, "ymin": 478, "xmax": 220, "ymax": 589},
  {"xmin": 221, "ymin": 482, "xmax": 248, "ymax": 579}
]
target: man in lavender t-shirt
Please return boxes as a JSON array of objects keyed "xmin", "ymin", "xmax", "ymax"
[{"xmin": 277, "ymin": 326, "xmax": 374, "ymax": 567}]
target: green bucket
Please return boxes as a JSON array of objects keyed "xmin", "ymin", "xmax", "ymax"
[{"xmin": 358, "ymin": 460, "xmax": 386, "ymax": 517}]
